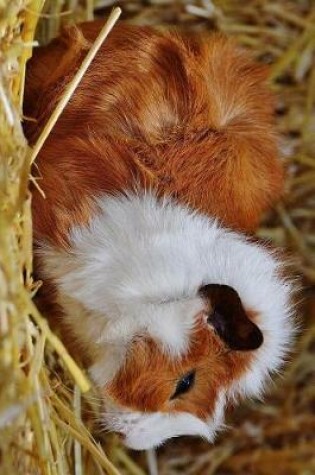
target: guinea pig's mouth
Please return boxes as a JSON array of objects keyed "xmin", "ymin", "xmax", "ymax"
[
  {"xmin": 100, "ymin": 392, "xmax": 227, "ymax": 451},
  {"xmin": 108, "ymin": 411, "xmax": 217, "ymax": 451}
]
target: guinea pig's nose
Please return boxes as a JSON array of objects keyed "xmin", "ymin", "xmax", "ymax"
[
  {"xmin": 115, "ymin": 430, "xmax": 125, "ymax": 441},
  {"xmin": 110, "ymin": 428, "xmax": 128, "ymax": 445}
]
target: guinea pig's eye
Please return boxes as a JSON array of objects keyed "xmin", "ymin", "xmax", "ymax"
[{"xmin": 170, "ymin": 370, "xmax": 196, "ymax": 400}]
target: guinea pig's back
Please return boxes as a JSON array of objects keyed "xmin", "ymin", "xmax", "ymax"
[{"xmin": 26, "ymin": 21, "xmax": 284, "ymax": 243}]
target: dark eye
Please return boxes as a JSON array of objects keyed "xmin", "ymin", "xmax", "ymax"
[{"xmin": 170, "ymin": 370, "xmax": 196, "ymax": 400}]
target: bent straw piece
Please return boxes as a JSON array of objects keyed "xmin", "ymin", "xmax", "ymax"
[
  {"xmin": 50, "ymin": 391, "xmax": 140, "ymax": 475},
  {"xmin": 24, "ymin": 292, "xmax": 91, "ymax": 393},
  {"xmin": 29, "ymin": 7, "xmax": 122, "ymax": 164},
  {"xmin": 48, "ymin": 419, "xmax": 68, "ymax": 475},
  {"xmin": 27, "ymin": 399, "xmax": 52, "ymax": 475},
  {"xmin": 52, "ymin": 414, "xmax": 122, "ymax": 475},
  {"xmin": 113, "ymin": 447, "xmax": 147, "ymax": 475}
]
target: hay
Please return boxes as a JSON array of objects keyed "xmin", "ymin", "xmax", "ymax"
[
  {"xmin": 0, "ymin": 1, "xmax": 314, "ymax": 474},
  {"xmin": 0, "ymin": 3, "xmax": 130, "ymax": 475}
]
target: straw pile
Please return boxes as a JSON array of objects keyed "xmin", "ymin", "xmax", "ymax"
[
  {"xmin": 0, "ymin": 3, "xmax": 125, "ymax": 475},
  {"xmin": 0, "ymin": 1, "xmax": 314, "ymax": 474}
]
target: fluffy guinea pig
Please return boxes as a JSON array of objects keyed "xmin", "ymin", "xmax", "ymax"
[{"xmin": 24, "ymin": 20, "xmax": 295, "ymax": 450}]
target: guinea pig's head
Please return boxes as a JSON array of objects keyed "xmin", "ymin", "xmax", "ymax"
[
  {"xmin": 38, "ymin": 194, "xmax": 295, "ymax": 450},
  {"xmin": 101, "ymin": 284, "xmax": 265, "ymax": 450}
]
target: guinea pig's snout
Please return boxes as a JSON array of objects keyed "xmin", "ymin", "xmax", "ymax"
[
  {"xmin": 111, "ymin": 428, "xmax": 125, "ymax": 442},
  {"xmin": 200, "ymin": 284, "xmax": 264, "ymax": 351}
]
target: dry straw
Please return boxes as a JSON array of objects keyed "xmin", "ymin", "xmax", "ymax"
[
  {"xmin": 0, "ymin": 1, "xmax": 314, "ymax": 474},
  {"xmin": 0, "ymin": 2, "xmax": 136, "ymax": 474}
]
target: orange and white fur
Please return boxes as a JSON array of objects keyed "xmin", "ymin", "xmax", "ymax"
[{"xmin": 25, "ymin": 21, "xmax": 294, "ymax": 450}]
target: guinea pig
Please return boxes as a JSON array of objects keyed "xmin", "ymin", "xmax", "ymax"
[{"xmin": 24, "ymin": 20, "xmax": 295, "ymax": 450}]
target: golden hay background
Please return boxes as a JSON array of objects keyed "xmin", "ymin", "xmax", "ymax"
[{"xmin": 0, "ymin": 1, "xmax": 314, "ymax": 474}]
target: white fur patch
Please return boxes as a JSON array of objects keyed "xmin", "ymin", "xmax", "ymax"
[
  {"xmin": 100, "ymin": 390, "xmax": 226, "ymax": 450},
  {"xmin": 37, "ymin": 192, "xmax": 295, "ymax": 448}
]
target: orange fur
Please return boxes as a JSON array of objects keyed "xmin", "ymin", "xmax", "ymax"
[
  {"xmin": 26, "ymin": 21, "xmax": 284, "ymax": 243},
  {"xmin": 107, "ymin": 316, "xmax": 250, "ymax": 420},
  {"xmin": 31, "ymin": 133, "xmax": 152, "ymax": 247}
]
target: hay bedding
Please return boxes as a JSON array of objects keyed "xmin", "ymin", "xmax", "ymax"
[{"xmin": 0, "ymin": 1, "xmax": 314, "ymax": 474}]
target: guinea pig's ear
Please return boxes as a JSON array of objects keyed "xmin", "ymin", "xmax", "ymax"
[{"xmin": 199, "ymin": 284, "xmax": 263, "ymax": 351}]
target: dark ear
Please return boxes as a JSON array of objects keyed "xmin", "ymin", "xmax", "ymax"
[{"xmin": 199, "ymin": 284, "xmax": 263, "ymax": 351}]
